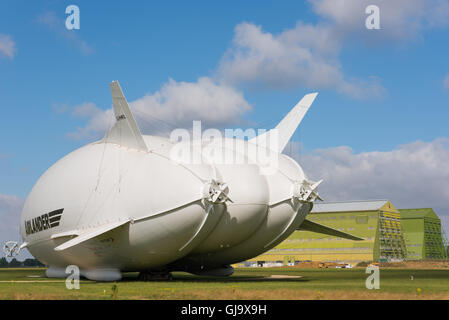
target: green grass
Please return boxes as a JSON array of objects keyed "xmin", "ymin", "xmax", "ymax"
[{"xmin": 1, "ymin": 267, "xmax": 448, "ymax": 300}]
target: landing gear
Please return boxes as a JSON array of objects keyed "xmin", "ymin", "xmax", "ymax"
[{"xmin": 138, "ymin": 270, "xmax": 173, "ymax": 281}]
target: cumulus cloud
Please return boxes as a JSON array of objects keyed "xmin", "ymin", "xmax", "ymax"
[
  {"xmin": 60, "ymin": 1, "xmax": 449, "ymax": 138},
  {"xmin": 0, "ymin": 34, "xmax": 16, "ymax": 59},
  {"xmin": 217, "ymin": 22, "xmax": 386, "ymax": 99},
  {"xmin": 443, "ymin": 74, "xmax": 449, "ymax": 90},
  {"xmin": 132, "ymin": 77, "xmax": 252, "ymax": 129},
  {"xmin": 36, "ymin": 11, "xmax": 93, "ymax": 55},
  {"xmin": 217, "ymin": 1, "xmax": 449, "ymax": 97},
  {"xmin": 0, "ymin": 194, "xmax": 23, "ymax": 240},
  {"xmin": 309, "ymin": 0, "xmax": 449, "ymax": 40},
  {"xmin": 66, "ymin": 102, "xmax": 114, "ymax": 140},
  {"xmin": 66, "ymin": 77, "xmax": 252, "ymax": 140},
  {"xmin": 0, "ymin": 194, "xmax": 31, "ymax": 259},
  {"xmin": 295, "ymin": 138, "xmax": 449, "ymax": 232}
]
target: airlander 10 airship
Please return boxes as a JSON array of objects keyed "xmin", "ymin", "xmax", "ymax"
[{"xmin": 10, "ymin": 81, "xmax": 361, "ymax": 281}]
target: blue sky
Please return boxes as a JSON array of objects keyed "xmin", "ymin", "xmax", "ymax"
[{"xmin": 1, "ymin": 0, "xmax": 449, "ymax": 251}]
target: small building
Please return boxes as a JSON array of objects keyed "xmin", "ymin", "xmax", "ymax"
[
  {"xmin": 399, "ymin": 208, "xmax": 448, "ymax": 260},
  {"xmin": 250, "ymin": 200, "xmax": 407, "ymax": 264}
]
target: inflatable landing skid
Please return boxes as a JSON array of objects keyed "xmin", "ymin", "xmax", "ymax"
[{"xmin": 138, "ymin": 271, "xmax": 173, "ymax": 281}]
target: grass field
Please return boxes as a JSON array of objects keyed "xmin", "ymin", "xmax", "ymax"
[{"xmin": 1, "ymin": 267, "xmax": 449, "ymax": 300}]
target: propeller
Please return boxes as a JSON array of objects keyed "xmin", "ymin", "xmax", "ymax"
[
  {"xmin": 3, "ymin": 241, "xmax": 21, "ymax": 258},
  {"xmin": 293, "ymin": 179, "xmax": 323, "ymax": 202},
  {"xmin": 202, "ymin": 179, "xmax": 233, "ymax": 204}
]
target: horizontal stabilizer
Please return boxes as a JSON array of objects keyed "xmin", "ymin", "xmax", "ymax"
[
  {"xmin": 298, "ymin": 219, "xmax": 363, "ymax": 241},
  {"xmin": 54, "ymin": 219, "xmax": 130, "ymax": 251},
  {"xmin": 249, "ymin": 93, "xmax": 318, "ymax": 153},
  {"xmin": 103, "ymin": 81, "xmax": 148, "ymax": 151}
]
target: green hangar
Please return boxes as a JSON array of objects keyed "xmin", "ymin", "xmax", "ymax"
[
  {"xmin": 249, "ymin": 200, "xmax": 448, "ymax": 264},
  {"xmin": 399, "ymin": 208, "xmax": 448, "ymax": 260}
]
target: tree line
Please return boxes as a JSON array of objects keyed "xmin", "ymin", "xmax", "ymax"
[{"xmin": 0, "ymin": 257, "xmax": 45, "ymax": 268}]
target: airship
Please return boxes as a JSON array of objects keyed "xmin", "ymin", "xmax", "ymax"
[{"xmin": 13, "ymin": 81, "xmax": 361, "ymax": 281}]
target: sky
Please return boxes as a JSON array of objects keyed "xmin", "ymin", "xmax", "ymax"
[{"xmin": 1, "ymin": 0, "xmax": 449, "ymax": 259}]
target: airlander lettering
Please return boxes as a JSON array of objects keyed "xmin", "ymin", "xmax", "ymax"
[
  {"xmin": 169, "ymin": 121, "xmax": 280, "ymax": 175},
  {"xmin": 24, "ymin": 209, "xmax": 64, "ymax": 235}
]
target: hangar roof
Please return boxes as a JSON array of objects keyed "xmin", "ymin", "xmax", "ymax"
[
  {"xmin": 399, "ymin": 208, "xmax": 439, "ymax": 220},
  {"xmin": 311, "ymin": 200, "xmax": 389, "ymax": 213}
]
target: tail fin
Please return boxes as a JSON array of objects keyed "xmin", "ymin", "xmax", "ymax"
[
  {"xmin": 249, "ymin": 93, "xmax": 318, "ymax": 153},
  {"xmin": 298, "ymin": 219, "xmax": 363, "ymax": 241},
  {"xmin": 103, "ymin": 81, "xmax": 148, "ymax": 151}
]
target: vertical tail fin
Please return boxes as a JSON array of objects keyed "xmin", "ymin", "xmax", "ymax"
[
  {"xmin": 103, "ymin": 81, "xmax": 148, "ymax": 151},
  {"xmin": 249, "ymin": 93, "xmax": 318, "ymax": 153}
]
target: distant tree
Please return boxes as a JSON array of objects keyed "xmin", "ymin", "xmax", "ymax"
[
  {"xmin": 23, "ymin": 258, "xmax": 37, "ymax": 267},
  {"xmin": 356, "ymin": 261, "xmax": 370, "ymax": 267},
  {"xmin": 0, "ymin": 257, "xmax": 8, "ymax": 267},
  {"xmin": 23, "ymin": 258, "xmax": 45, "ymax": 267},
  {"xmin": 8, "ymin": 258, "xmax": 22, "ymax": 267}
]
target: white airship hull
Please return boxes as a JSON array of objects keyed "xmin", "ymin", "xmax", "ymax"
[
  {"xmin": 22, "ymin": 140, "xmax": 221, "ymax": 270},
  {"xmin": 16, "ymin": 81, "xmax": 347, "ymax": 281}
]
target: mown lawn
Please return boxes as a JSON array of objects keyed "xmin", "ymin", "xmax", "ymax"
[{"xmin": 1, "ymin": 267, "xmax": 448, "ymax": 300}]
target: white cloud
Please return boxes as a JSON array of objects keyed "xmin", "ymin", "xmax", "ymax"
[
  {"xmin": 67, "ymin": 77, "xmax": 252, "ymax": 139},
  {"xmin": 0, "ymin": 194, "xmax": 23, "ymax": 238},
  {"xmin": 0, "ymin": 194, "xmax": 30, "ymax": 259},
  {"xmin": 0, "ymin": 194, "xmax": 35, "ymax": 259},
  {"xmin": 439, "ymin": 215, "xmax": 449, "ymax": 238},
  {"xmin": 295, "ymin": 138, "xmax": 449, "ymax": 233},
  {"xmin": 36, "ymin": 11, "xmax": 93, "ymax": 55},
  {"xmin": 309, "ymin": 0, "xmax": 449, "ymax": 40},
  {"xmin": 67, "ymin": 103, "xmax": 114, "ymax": 140},
  {"xmin": 70, "ymin": 102, "xmax": 100, "ymax": 118},
  {"xmin": 217, "ymin": 22, "xmax": 386, "ymax": 99},
  {"xmin": 132, "ymin": 77, "xmax": 252, "ymax": 130},
  {"xmin": 216, "ymin": 1, "xmax": 449, "ymax": 97},
  {"xmin": 443, "ymin": 74, "xmax": 449, "ymax": 90},
  {"xmin": 0, "ymin": 34, "xmax": 16, "ymax": 59},
  {"xmin": 61, "ymin": 1, "xmax": 449, "ymax": 138}
]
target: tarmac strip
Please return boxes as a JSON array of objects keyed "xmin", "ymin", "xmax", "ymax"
[{"xmin": 267, "ymin": 275, "xmax": 303, "ymax": 279}]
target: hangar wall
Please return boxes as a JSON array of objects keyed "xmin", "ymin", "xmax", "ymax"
[
  {"xmin": 400, "ymin": 208, "xmax": 448, "ymax": 260},
  {"xmin": 250, "ymin": 200, "xmax": 407, "ymax": 264},
  {"xmin": 249, "ymin": 201, "xmax": 448, "ymax": 265}
]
